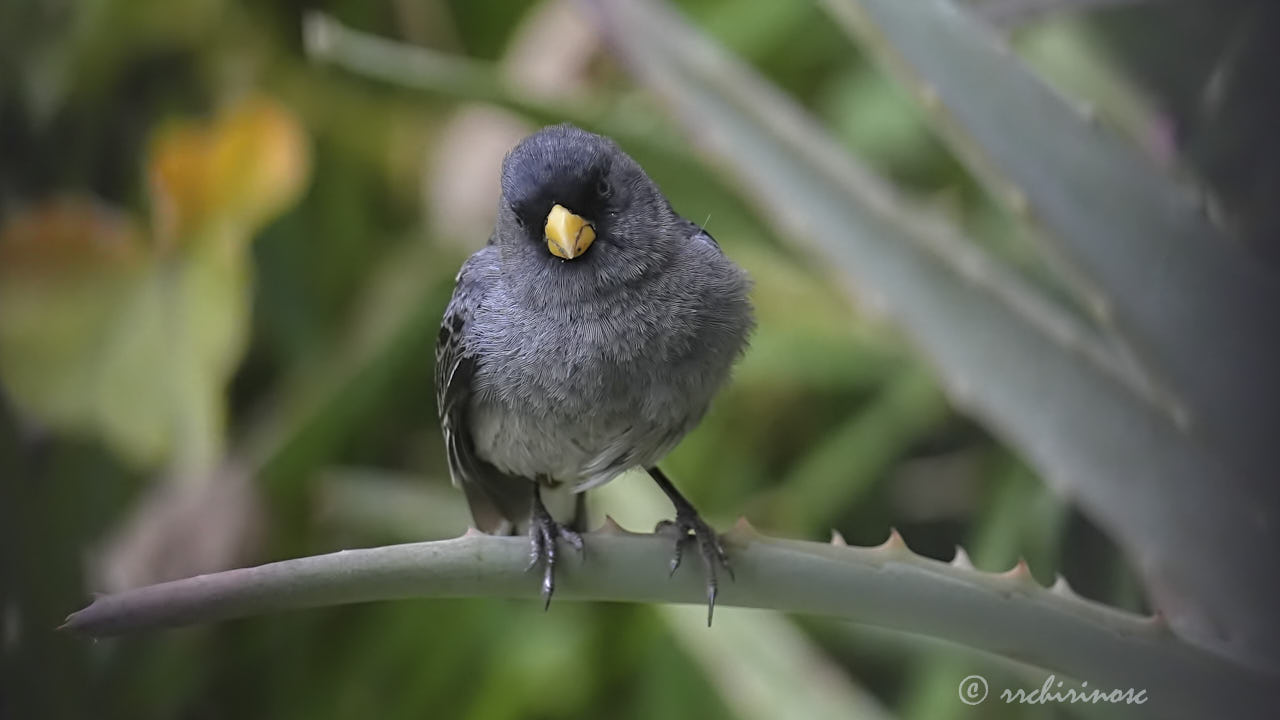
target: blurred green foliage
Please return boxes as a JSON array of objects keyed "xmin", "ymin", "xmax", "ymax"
[{"xmin": 4, "ymin": 0, "xmax": 1270, "ymax": 718}]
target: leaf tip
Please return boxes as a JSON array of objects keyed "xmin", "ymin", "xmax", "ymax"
[{"xmin": 59, "ymin": 606, "xmax": 89, "ymax": 634}]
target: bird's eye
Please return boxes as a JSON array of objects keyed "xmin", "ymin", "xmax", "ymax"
[{"xmin": 596, "ymin": 178, "xmax": 612, "ymax": 198}]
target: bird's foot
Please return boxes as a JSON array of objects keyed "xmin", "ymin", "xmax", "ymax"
[
  {"xmin": 526, "ymin": 499, "xmax": 584, "ymax": 610},
  {"xmin": 655, "ymin": 509, "xmax": 733, "ymax": 626}
]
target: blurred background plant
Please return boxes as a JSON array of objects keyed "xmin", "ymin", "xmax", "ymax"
[{"xmin": 3, "ymin": 0, "xmax": 1277, "ymax": 718}]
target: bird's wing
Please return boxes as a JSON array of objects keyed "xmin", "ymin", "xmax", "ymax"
[{"xmin": 436, "ymin": 255, "xmax": 531, "ymax": 533}]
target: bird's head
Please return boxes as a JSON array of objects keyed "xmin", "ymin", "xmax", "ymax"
[{"xmin": 495, "ymin": 124, "xmax": 680, "ymax": 297}]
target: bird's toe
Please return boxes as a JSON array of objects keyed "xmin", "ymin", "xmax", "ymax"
[
  {"xmin": 527, "ymin": 510, "xmax": 585, "ymax": 610},
  {"xmin": 658, "ymin": 512, "xmax": 732, "ymax": 625}
]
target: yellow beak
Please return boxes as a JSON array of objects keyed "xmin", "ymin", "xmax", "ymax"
[{"xmin": 544, "ymin": 204, "xmax": 596, "ymax": 260}]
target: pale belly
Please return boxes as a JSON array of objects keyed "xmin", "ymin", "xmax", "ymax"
[{"xmin": 467, "ymin": 397, "xmax": 688, "ymax": 491}]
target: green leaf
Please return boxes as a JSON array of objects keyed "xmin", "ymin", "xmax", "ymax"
[
  {"xmin": 319, "ymin": 465, "xmax": 898, "ymax": 720},
  {"xmin": 62, "ymin": 521, "xmax": 1279, "ymax": 720},
  {"xmin": 825, "ymin": 0, "xmax": 1280, "ymax": 475},
  {"xmin": 0, "ymin": 97, "xmax": 310, "ymax": 473},
  {"xmin": 0, "ymin": 202, "xmax": 248, "ymax": 471},
  {"xmin": 826, "ymin": 0, "xmax": 1280, "ymax": 668},
  {"xmin": 581, "ymin": 0, "xmax": 1279, "ymax": 670}
]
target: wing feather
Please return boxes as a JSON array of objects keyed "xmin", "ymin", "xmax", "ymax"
[{"xmin": 435, "ymin": 255, "xmax": 531, "ymax": 532}]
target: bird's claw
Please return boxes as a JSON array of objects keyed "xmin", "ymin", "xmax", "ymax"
[
  {"xmin": 527, "ymin": 510, "xmax": 584, "ymax": 610},
  {"xmin": 655, "ymin": 512, "xmax": 732, "ymax": 625}
]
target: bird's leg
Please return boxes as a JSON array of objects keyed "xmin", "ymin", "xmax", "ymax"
[
  {"xmin": 568, "ymin": 491, "xmax": 590, "ymax": 533},
  {"xmin": 525, "ymin": 482, "xmax": 584, "ymax": 610},
  {"xmin": 649, "ymin": 466, "xmax": 732, "ymax": 626}
]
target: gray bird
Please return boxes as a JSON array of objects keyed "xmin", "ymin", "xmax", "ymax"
[{"xmin": 436, "ymin": 124, "xmax": 753, "ymax": 621}]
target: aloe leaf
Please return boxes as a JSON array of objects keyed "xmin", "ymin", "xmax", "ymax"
[
  {"xmin": 61, "ymin": 522, "xmax": 1278, "ymax": 719},
  {"xmin": 965, "ymin": 0, "xmax": 1157, "ymax": 27},
  {"xmin": 578, "ymin": 0, "xmax": 1279, "ymax": 670},
  {"xmin": 827, "ymin": 0, "xmax": 1280, "ymax": 669},
  {"xmin": 596, "ymin": 473, "xmax": 895, "ymax": 720},
  {"xmin": 900, "ymin": 460, "xmax": 1067, "ymax": 720},
  {"xmin": 319, "ymin": 469, "xmax": 893, "ymax": 720},
  {"xmin": 824, "ymin": 0, "xmax": 1280, "ymax": 472}
]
